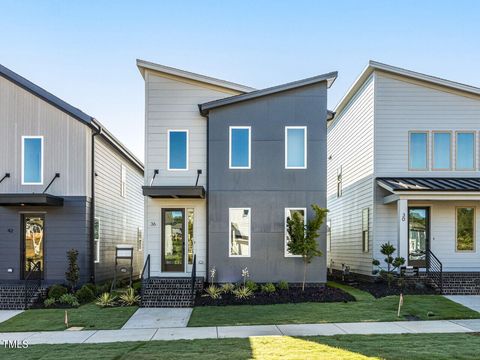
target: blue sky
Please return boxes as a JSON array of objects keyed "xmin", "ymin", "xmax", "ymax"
[{"xmin": 1, "ymin": 0, "xmax": 479, "ymax": 161}]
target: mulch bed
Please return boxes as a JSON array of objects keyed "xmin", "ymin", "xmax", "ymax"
[
  {"xmin": 352, "ymin": 280, "xmax": 437, "ymax": 298},
  {"xmin": 195, "ymin": 285, "xmax": 355, "ymax": 306}
]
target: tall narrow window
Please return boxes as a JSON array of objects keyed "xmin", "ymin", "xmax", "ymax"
[
  {"xmin": 229, "ymin": 208, "xmax": 251, "ymax": 257},
  {"xmin": 409, "ymin": 132, "xmax": 428, "ymax": 170},
  {"xmin": 168, "ymin": 130, "xmax": 188, "ymax": 170},
  {"xmin": 137, "ymin": 227, "xmax": 143, "ymax": 251},
  {"xmin": 285, "ymin": 208, "xmax": 306, "ymax": 257},
  {"xmin": 456, "ymin": 207, "xmax": 475, "ymax": 252},
  {"xmin": 22, "ymin": 136, "xmax": 43, "ymax": 185},
  {"xmin": 187, "ymin": 208, "xmax": 195, "ymax": 264},
  {"xmin": 120, "ymin": 165, "xmax": 127, "ymax": 197},
  {"xmin": 362, "ymin": 208, "xmax": 369, "ymax": 252},
  {"xmin": 229, "ymin": 126, "xmax": 251, "ymax": 169},
  {"xmin": 433, "ymin": 132, "xmax": 452, "ymax": 170},
  {"xmin": 326, "ymin": 220, "xmax": 331, "ymax": 253},
  {"xmin": 456, "ymin": 132, "xmax": 475, "ymax": 170},
  {"xmin": 94, "ymin": 218, "xmax": 100, "ymax": 263},
  {"xmin": 285, "ymin": 126, "xmax": 307, "ymax": 169},
  {"xmin": 336, "ymin": 167, "xmax": 343, "ymax": 198}
]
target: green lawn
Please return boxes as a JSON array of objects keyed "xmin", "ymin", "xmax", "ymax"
[
  {"xmin": 188, "ymin": 282, "xmax": 480, "ymax": 327},
  {"xmin": 0, "ymin": 303, "xmax": 138, "ymax": 332},
  {"xmin": 2, "ymin": 333, "xmax": 480, "ymax": 359}
]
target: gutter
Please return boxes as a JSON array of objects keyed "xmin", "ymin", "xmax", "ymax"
[{"xmin": 90, "ymin": 123, "xmax": 102, "ymax": 283}]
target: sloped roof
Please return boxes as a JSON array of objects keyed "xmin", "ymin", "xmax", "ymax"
[{"xmin": 377, "ymin": 177, "xmax": 480, "ymax": 192}]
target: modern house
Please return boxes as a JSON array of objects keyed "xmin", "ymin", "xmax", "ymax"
[
  {"xmin": 0, "ymin": 64, "xmax": 144, "ymax": 308},
  {"xmin": 327, "ymin": 61, "xmax": 480, "ymax": 294},
  {"xmin": 137, "ymin": 60, "xmax": 336, "ymax": 305}
]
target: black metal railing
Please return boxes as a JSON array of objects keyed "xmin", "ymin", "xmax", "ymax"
[
  {"xmin": 426, "ymin": 249, "xmax": 443, "ymax": 293},
  {"xmin": 140, "ymin": 254, "xmax": 151, "ymax": 298},
  {"xmin": 190, "ymin": 254, "xmax": 197, "ymax": 305},
  {"xmin": 24, "ymin": 261, "xmax": 41, "ymax": 310}
]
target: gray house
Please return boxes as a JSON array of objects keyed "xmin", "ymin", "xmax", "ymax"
[
  {"xmin": 0, "ymin": 64, "xmax": 144, "ymax": 307},
  {"xmin": 138, "ymin": 60, "xmax": 336, "ymax": 305}
]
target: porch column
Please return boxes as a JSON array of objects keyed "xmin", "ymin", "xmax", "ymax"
[{"xmin": 397, "ymin": 199, "xmax": 408, "ymax": 261}]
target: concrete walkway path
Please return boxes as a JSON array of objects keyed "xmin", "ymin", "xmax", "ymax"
[
  {"xmin": 122, "ymin": 308, "xmax": 192, "ymax": 329},
  {"xmin": 0, "ymin": 310, "xmax": 23, "ymax": 324},
  {"xmin": 445, "ymin": 295, "xmax": 480, "ymax": 313},
  {"xmin": 1, "ymin": 319, "xmax": 480, "ymax": 345}
]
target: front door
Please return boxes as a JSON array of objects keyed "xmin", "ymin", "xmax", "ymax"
[
  {"xmin": 408, "ymin": 207, "xmax": 429, "ymax": 267},
  {"xmin": 162, "ymin": 209, "xmax": 185, "ymax": 272},
  {"xmin": 21, "ymin": 214, "xmax": 45, "ymax": 280}
]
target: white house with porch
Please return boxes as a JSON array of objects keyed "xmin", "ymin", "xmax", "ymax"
[{"xmin": 327, "ymin": 61, "xmax": 480, "ymax": 294}]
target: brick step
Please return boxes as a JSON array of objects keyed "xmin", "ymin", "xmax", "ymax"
[
  {"xmin": 140, "ymin": 277, "xmax": 203, "ymax": 308},
  {"xmin": 0, "ymin": 284, "xmax": 46, "ymax": 310}
]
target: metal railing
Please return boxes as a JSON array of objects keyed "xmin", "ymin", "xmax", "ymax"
[
  {"xmin": 24, "ymin": 261, "xmax": 41, "ymax": 310},
  {"xmin": 426, "ymin": 249, "xmax": 443, "ymax": 294},
  {"xmin": 190, "ymin": 254, "xmax": 197, "ymax": 306},
  {"xmin": 140, "ymin": 254, "xmax": 151, "ymax": 298}
]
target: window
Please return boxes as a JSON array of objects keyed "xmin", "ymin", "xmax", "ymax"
[
  {"xmin": 285, "ymin": 208, "xmax": 306, "ymax": 257},
  {"xmin": 122, "ymin": 215, "xmax": 127, "ymax": 242},
  {"xmin": 456, "ymin": 132, "xmax": 475, "ymax": 170},
  {"xmin": 409, "ymin": 132, "xmax": 428, "ymax": 170},
  {"xmin": 326, "ymin": 220, "xmax": 331, "ymax": 253},
  {"xmin": 433, "ymin": 132, "xmax": 452, "ymax": 170},
  {"xmin": 22, "ymin": 136, "xmax": 43, "ymax": 185},
  {"xmin": 336, "ymin": 167, "xmax": 343, "ymax": 198},
  {"xmin": 137, "ymin": 227, "xmax": 143, "ymax": 251},
  {"xmin": 229, "ymin": 127, "xmax": 251, "ymax": 169},
  {"xmin": 168, "ymin": 130, "xmax": 188, "ymax": 170},
  {"xmin": 229, "ymin": 208, "xmax": 251, "ymax": 257},
  {"xmin": 187, "ymin": 208, "xmax": 194, "ymax": 264},
  {"xmin": 285, "ymin": 126, "xmax": 307, "ymax": 169},
  {"xmin": 362, "ymin": 208, "xmax": 369, "ymax": 252},
  {"xmin": 120, "ymin": 165, "xmax": 127, "ymax": 197},
  {"xmin": 94, "ymin": 218, "xmax": 100, "ymax": 263},
  {"xmin": 456, "ymin": 207, "xmax": 475, "ymax": 252}
]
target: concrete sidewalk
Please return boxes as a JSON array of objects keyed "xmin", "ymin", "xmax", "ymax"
[{"xmin": 1, "ymin": 319, "xmax": 480, "ymax": 345}]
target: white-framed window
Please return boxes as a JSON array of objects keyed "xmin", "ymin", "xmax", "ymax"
[
  {"xmin": 432, "ymin": 131, "xmax": 452, "ymax": 170},
  {"xmin": 456, "ymin": 207, "xmax": 475, "ymax": 252},
  {"xmin": 94, "ymin": 217, "xmax": 100, "ymax": 263},
  {"xmin": 137, "ymin": 227, "xmax": 143, "ymax": 251},
  {"xmin": 456, "ymin": 131, "xmax": 476, "ymax": 170},
  {"xmin": 187, "ymin": 208, "xmax": 195, "ymax": 265},
  {"xmin": 326, "ymin": 219, "xmax": 331, "ymax": 253},
  {"xmin": 285, "ymin": 126, "xmax": 307, "ymax": 169},
  {"xmin": 409, "ymin": 131, "xmax": 429, "ymax": 170},
  {"xmin": 122, "ymin": 215, "xmax": 127, "ymax": 242},
  {"xmin": 120, "ymin": 164, "xmax": 127, "ymax": 197},
  {"xmin": 229, "ymin": 208, "xmax": 251, "ymax": 257},
  {"xmin": 22, "ymin": 136, "xmax": 44, "ymax": 185},
  {"xmin": 336, "ymin": 166, "xmax": 343, "ymax": 198},
  {"xmin": 285, "ymin": 208, "xmax": 306, "ymax": 257},
  {"xmin": 167, "ymin": 129, "xmax": 189, "ymax": 170},
  {"xmin": 362, "ymin": 208, "xmax": 369, "ymax": 253},
  {"xmin": 229, "ymin": 126, "xmax": 251, "ymax": 169}
]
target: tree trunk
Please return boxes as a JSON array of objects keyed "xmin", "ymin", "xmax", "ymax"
[{"xmin": 302, "ymin": 259, "xmax": 307, "ymax": 291}]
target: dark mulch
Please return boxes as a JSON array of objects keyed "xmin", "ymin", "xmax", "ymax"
[
  {"xmin": 353, "ymin": 280, "xmax": 437, "ymax": 298},
  {"xmin": 195, "ymin": 286, "xmax": 355, "ymax": 306}
]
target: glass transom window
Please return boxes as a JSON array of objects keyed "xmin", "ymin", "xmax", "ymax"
[
  {"xmin": 409, "ymin": 132, "xmax": 428, "ymax": 170},
  {"xmin": 22, "ymin": 136, "xmax": 43, "ymax": 185},
  {"xmin": 168, "ymin": 130, "xmax": 188, "ymax": 170},
  {"xmin": 229, "ymin": 127, "xmax": 250, "ymax": 168},
  {"xmin": 285, "ymin": 126, "xmax": 307, "ymax": 169}
]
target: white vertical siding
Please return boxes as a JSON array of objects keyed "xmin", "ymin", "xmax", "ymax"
[{"xmin": 327, "ymin": 74, "xmax": 375, "ymax": 275}]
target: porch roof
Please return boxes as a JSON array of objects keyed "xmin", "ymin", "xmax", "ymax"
[
  {"xmin": 0, "ymin": 193, "xmax": 64, "ymax": 206},
  {"xmin": 142, "ymin": 186, "xmax": 205, "ymax": 199}
]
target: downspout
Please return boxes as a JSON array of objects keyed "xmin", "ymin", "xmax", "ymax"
[
  {"xmin": 90, "ymin": 123, "xmax": 102, "ymax": 283},
  {"xmin": 205, "ymin": 113, "xmax": 210, "ymax": 283}
]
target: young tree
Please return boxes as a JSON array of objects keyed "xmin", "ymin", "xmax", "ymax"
[
  {"xmin": 287, "ymin": 204, "xmax": 328, "ymax": 291},
  {"xmin": 65, "ymin": 249, "xmax": 80, "ymax": 291},
  {"xmin": 372, "ymin": 243, "xmax": 405, "ymax": 287}
]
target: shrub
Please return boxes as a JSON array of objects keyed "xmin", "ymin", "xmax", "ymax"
[
  {"xmin": 203, "ymin": 285, "xmax": 222, "ymax": 300},
  {"xmin": 245, "ymin": 280, "xmax": 258, "ymax": 292},
  {"xmin": 132, "ymin": 281, "xmax": 142, "ymax": 294},
  {"xmin": 372, "ymin": 242, "xmax": 406, "ymax": 288},
  {"xmin": 58, "ymin": 293, "xmax": 80, "ymax": 308},
  {"xmin": 277, "ymin": 280, "xmax": 289, "ymax": 291},
  {"xmin": 65, "ymin": 249, "xmax": 80, "ymax": 290},
  {"xmin": 221, "ymin": 283, "xmax": 235, "ymax": 294},
  {"xmin": 75, "ymin": 285, "xmax": 96, "ymax": 304},
  {"xmin": 84, "ymin": 283, "xmax": 97, "ymax": 294},
  {"xmin": 119, "ymin": 288, "xmax": 141, "ymax": 306},
  {"xmin": 96, "ymin": 292, "xmax": 117, "ymax": 308},
  {"xmin": 44, "ymin": 298, "xmax": 56, "ymax": 308},
  {"xmin": 261, "ymin": 283, "xmax": 276, "ymax": 294},
  {"xmin": 233, "ymin": 286, "xmax": 254, "ymax": 300},
  {"xmin": 48, "ymin": 284, "xmax": 68, "ymax": 300},
  {"xmin": 95, "ymin": 282, "xmax": 111, "ymax": 295}
]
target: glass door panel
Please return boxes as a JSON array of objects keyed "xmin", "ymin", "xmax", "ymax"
[
  {"xmin": 408, "ymin": 208, "xmax": 429, "ymax": 267},
  {"xmin": 162, "ymin": 209, "xmax": 185, "ymax": 272},
  {"xmin": 23, "ymin": 215, "xmax": 45, "ymax": 279}
]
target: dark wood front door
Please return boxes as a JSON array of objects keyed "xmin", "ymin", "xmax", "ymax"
[
  {"xmin": 162, "ymin": 209, "xmax": 185, "ymax": 272},
  {"xmin": 21, "ymin": 214, "xmax": 45, "ymax": 280},
  {"xmin": 408, "ymin": 207, "xmax": 430, "ymax": 268}
]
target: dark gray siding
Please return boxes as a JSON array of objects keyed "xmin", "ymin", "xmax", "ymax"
[
  {"xmin": 208, "ymin": 83, "xmax": 328, "ymax": 283},
  {"xmin": 0, "ymin": 197, "xmax": 91, "ymax": 284}
]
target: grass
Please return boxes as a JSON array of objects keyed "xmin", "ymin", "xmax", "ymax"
[
  {"xmin": 2, "ymin": 333, "xmax": 480, "ymax": 359},
  {"xmin": 188, "ymin": 281, "xmax": 480, "ymax": 327},
  {"xmin": 0, "ymin": 303, "xmax": 138, "ymax": 332}
]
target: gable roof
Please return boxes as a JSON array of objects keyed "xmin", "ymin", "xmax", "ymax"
[
  {"xmin": 136, "ymin": 59, "xmax": 256, "ymax": 93},
  {"xmin": 334, "ymin": 60, "xmax": 480, "ymax": 118},
  {"xmin": 199, "ymin": 71, "xmax": 338, "ymax": 116},
  {"xmin": 0, "ymin": 64, "xmax": 143, "ymax": 172}
]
